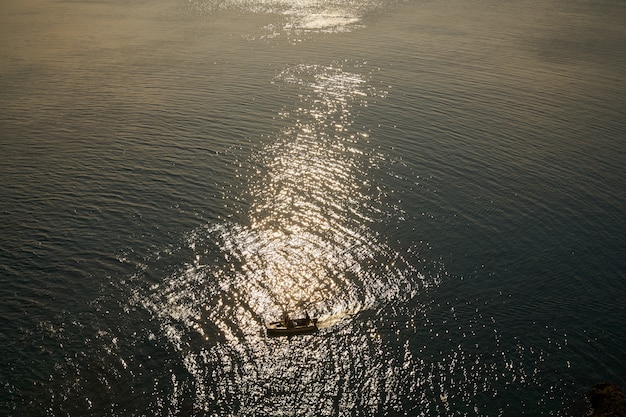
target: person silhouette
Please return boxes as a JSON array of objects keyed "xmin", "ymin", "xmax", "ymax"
[{"xmin": 283, "ymin": 313, "xmax": 293, "ymax": 328}]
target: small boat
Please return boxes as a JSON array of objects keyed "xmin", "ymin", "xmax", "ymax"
[{"xmin": 266, "ymin": 314, "xmax": 318, "ymax": 336}]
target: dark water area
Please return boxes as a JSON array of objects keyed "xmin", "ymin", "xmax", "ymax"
[{"xmin": 1, "ymin": 0, "xmax": 625, "ymax": 415}]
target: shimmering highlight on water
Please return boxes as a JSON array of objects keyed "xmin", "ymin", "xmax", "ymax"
[{"xmin": 133, "ymin": 61, "xmax": 442, "ymax": 414}]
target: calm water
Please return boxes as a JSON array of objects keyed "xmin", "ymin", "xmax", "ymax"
[{"xmin": 1, "ymin": 0, "xmax": 625, "ymax": 415}]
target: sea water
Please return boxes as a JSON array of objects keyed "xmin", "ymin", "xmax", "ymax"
[{"xmin": 1, "ymin": 0, "xmax": 625, "ymax": 415}]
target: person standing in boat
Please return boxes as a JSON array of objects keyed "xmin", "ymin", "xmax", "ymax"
[{"xmin": 283, "ymin": 312, "xmax": 294, "ymax": 328}]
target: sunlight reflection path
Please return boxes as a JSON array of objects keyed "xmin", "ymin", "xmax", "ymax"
[
  {"xmin": 132, "ymin": 60, "xmax": 552, "ymax": 417},
  {"xmin": 186, "ymin": 0, "xmax": 382, "ymax": 40},
  {"xmin": 137, "ymin": 62, "xmax": 441, "ymax": 415}
]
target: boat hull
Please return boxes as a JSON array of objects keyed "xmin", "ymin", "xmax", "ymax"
[{"xmin": 266, "ymin": 319, "xmax": 318, "ymax": 336}]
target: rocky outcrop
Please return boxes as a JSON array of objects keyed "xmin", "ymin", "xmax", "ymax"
[{"xmin": 587, "ymin": 383, "xmax": 626, "ymax": 417}]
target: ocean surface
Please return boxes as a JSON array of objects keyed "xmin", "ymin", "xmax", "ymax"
[{"xmin": 1, "ymin": 0, "xmax": 625, "ymax": 415}]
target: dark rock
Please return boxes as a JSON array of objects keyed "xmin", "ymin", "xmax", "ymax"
[{"xmin": 587, "ymin": 383, "xmax": 626, "ymax": 417}]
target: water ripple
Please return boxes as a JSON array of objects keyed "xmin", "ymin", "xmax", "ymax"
[{"xmin": 132, "ymin": 62, "xmax": 442, "ymax": 415}]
